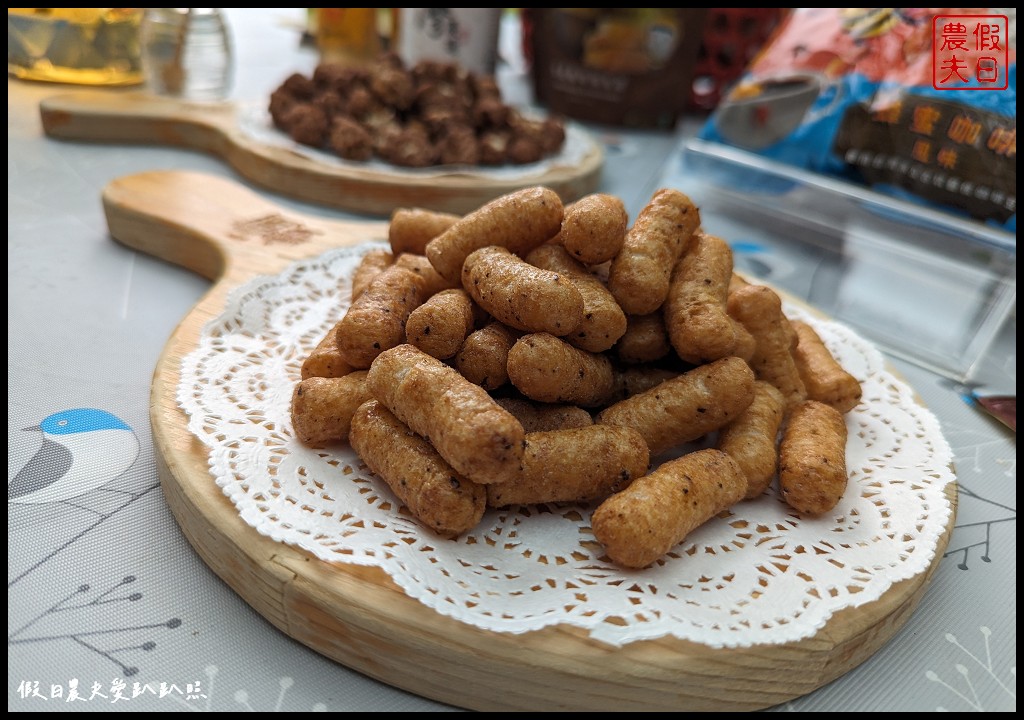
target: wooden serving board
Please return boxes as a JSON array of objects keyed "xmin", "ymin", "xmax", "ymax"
[
  {"xmin": 103, "ymin": 170, "xmax": 957, "ymax": 712},
  {"xmin": 41, "ymin": 90, "xmax": 603, "ymax": 217}
]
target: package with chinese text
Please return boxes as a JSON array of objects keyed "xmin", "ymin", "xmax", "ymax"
[
  {"xmin": 699, "ymin": 8, "xmax": 1016, "ymax": 232},
  {"xmin": 527, "ymin": 9, "xmax": 709, "ymax": 129}
]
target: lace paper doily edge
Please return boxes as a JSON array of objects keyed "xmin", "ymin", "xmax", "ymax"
[{"xmin": 174, "ymin": 244, "xmax": 957, "ymax": 649}]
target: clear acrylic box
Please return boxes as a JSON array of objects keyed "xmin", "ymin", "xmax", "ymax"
[{"xmin": 664, "ymin": 138, "xmax": 1016, "ymax": 382}]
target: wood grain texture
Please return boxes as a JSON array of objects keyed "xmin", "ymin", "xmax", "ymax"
[
  {"xmin": 43, "ymin": 91, "xmax": 604, "ymax": 217},
  {"xmin": 103, "ymin": 170, "xmax": 958, "ymax": 711}
]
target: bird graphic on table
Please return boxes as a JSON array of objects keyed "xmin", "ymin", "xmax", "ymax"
[
  {"xmin": 8, "ymin": 409, "xmax": 179, "ymax": 678},
  {"xmin": 9, "ymin": 408, "xmax": 140, "ymax": 505}
]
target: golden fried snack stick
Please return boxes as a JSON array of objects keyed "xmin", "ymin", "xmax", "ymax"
[
  {"xmin": 597, "ymin": 356, "xmax": 754, "ymax": 455},
  {"xmin": 558, "ymin": 193, "xmax": 628, "ymax": 265},
  {"xmin": 717, "ymin": 380, "xmax": 786, "ymax": 499},
  {"xmin": 617, "ymin": 312, "xmax": 670, "ymax": 364},
  {"xmin": 350, "ymin": 400, "xmax": 485, "ymax": 538},
  {"xmin": 405, "ymin": 288, "xmax": 475, "ymax": 360},
  {"xmin": 791, "ymin": 320, "xmax": 862, "ymax": 414},
  {"xmin": 779, "ymin": 400, "xmax": 849, "ymax": 515},
  {"xmin": 607, "ymin": 188, "xmax": 701, "ymax": 315},
  {"xmin": 337, "ymin": 265, "xmax": 426, "ymax": 369},
  {"xmin": 301, "ymin": 321, "xmax": 354, "ymax": 379},
  {"xmin": 426, "ymin": 186, "xmax": 563, "ymax": 283},
  {"xmin": 591, "ymin": 448, "xmax": 746, "ymax": 568},
  {"xmin": 290, "ymin": 372, "xmax": 371, "ymax": 445},
  {"xmin": 665, "ymin": 232, "xmax": 738, "ymax": 364},
  {"xmin": 462, "ymin": 246, "xmax": 584, "ymax": 336},
  {"xmin": 507, "ymin": 333, "xmax": 615, "ymax": 407},
  {"xmin": 454, "ymin": 321, "xmax": 519, "ymax": 390},
  {"xmin": 727, "ymin": 284, "xmax": 807, "ymax": 410},
  {"xmin": 351, "ymin": 248, "xmax": 394, "ymax": 301},
  {"xmin": 366, "ymin": 344, "xmax": 525, "ymax": 485},
  {"xmin": 525, "ymin": 244, "xmax": 627, "ymax": 353},
  {"xmin": 394, "ymin": 252, "xmax": 460, "ymax": 298},
  {"xmin": 388, "ymin": 207, "xmax": 460, "ymax": 256},
  {"xmin": 495, "ymin": 397, "xmax": 593, "ymax": 433},
  {"xmin": 486, "ymin": 425, "xmax": 649, "ymax": 507}
]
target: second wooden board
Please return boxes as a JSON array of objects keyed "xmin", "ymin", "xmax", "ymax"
[{"xmin": 41, "ymin": 90, "xmax": 604, "ymax": 217}]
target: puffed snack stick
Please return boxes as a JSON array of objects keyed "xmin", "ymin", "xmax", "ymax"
[
  {"xmin": 350, "ymin": 248, "xmax": 394, "ymax": 301},
  {"xmin": 366, "ymin": 344, "xmax": 525, "ymax": 485},
  {"xmin": 290, "ymin": 372, "xmax": 371, "ymax": 445},
  {"xmin": 525, "ymin": 244, "xmax": 627, "ymax": 353},
  {"xmin": 779, "ymin": 400, "xmax": 849, "ymax": 515},
  {"xmin": 591, "ymin": 448, "xmax": 746, "ymax": 568},
  {"xmin": 388, "ymin": 207, "xmax": 460, "ymax": 256},
  {"xmin": 558, "ymin": 193, "xmax": 628, "ymax": 265},
  {"xmin": 665, "ymin": 231, "xmax": 739, "ymax": 364},
  {"xmin": 426, "ymin": 186, "xmax": 563, "ymax": 283},
  {"xmin": 716, "ymin": 380, "xmax": 786, "ymax": 499},
  {"xmin": 462, "ymin": 246, "xmax": 584, "ymax": 336},
  {"xmin": 791, "ymin": 320, "xmax": 862, "ymax": 414},
  {"xmin": 336, "ymin": 265, "xmax": 426, "ymax": 369},
  {"xmin": 607, "ymin": 188, "xmax": 701, "ymax": 315},
  {"xmin": 727, "ymin": 283, "xmax": 807, "ymax": 410},
  {"xmin": 454, "ymin": 321, "xmax": 519, "ymax": 390},
  {"xmin": 596, "ymin": 356, "xmax": 754, "ymax": 455},
  {"xmin": 506, "ymin": 333, "xmax": 615, "ymax": 407},
  {"xmin": 394, "ymin": 252, "xmax": 460, "ymax": 298},
  {"xmin": 350, "ymin": 400, "xmax": 485, "ymax": 538},
  {"xmin": 486, "ymin": 425, "xmax": 649, "ymax": 507},
  {"xmin": 405, "ymin": 288, "xmax": 476, "ymax": 360},
  {"xmin": 301, "ymin": 321, "xmax": 354, "ymax": 380}
]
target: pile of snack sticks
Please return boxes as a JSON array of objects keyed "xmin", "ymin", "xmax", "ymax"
[{"xmin": 291, "ymin": 187, "xmax": 861, "ymax": 568}]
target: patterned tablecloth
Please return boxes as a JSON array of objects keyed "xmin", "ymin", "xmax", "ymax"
[{"xmin": 8, "ymin": 9, "xmax": 1016, "ymax": 713}]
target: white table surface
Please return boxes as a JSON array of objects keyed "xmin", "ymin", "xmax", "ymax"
[{"xmin": 8, "ymin": 8, "xmax": 1016, "ymax": 712}]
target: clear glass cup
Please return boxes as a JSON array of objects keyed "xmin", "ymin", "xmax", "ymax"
[
  {"xmin": 140, "ymin": 8, "xmax": 233, "ymax": 101},
  {"xmin": 8, "ymin": 8, "xmax": 144, "ymax": 86}
]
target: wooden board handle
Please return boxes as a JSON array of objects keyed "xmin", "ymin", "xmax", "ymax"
[
  {"xmin": 40, "ymin": 90, "xmax": 234, "ymax": 150},
  {"xmin": 102, "ymin": 170, "xmax": 386, "ymax": 283}
]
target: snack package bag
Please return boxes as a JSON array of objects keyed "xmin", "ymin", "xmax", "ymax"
[
  {"xmin": 699, "ymin": 8, "xmax": 1016, "ymax": 232},
  {"xmin": 527, "ymin": 9, "xmax": 709, "ymax": 129}
]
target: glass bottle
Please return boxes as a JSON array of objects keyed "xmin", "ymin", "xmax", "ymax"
[{"xmin": 140, "ymin": 8, "xmax": 233, "ymax": 101}]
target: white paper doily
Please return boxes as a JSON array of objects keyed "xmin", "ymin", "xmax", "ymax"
[
  {"xmin": 236, "ymin": 102, "xmax": 598, "ymax": 181},
  {"xmin": 177, "ymin": 242, "xmax": 954, "ymax": 649}
]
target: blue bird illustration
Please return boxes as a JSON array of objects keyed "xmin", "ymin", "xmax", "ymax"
[
  {"xmin": 9, "ymin": 408, "xmax": 140, "ymax": 505},
  {"xmin": 8, "ymin": 409, "xmax": 177, "ymax": 678}
]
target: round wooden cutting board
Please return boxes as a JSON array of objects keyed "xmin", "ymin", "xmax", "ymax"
[
  {"xmin": 103, "ymin": 170, "xmax": 957, "ymax": 712},
  {"xmin": 41, "ymin": 90, "xmax": 603, "ymax": 217}
]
